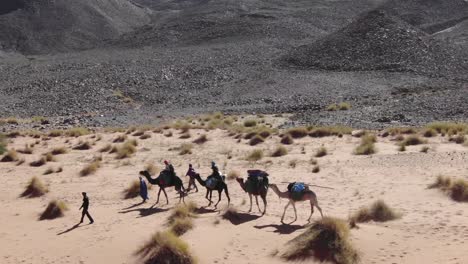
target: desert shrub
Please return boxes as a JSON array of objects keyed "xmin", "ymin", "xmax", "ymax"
[
  {"xmin": 280, "ymin": 217, "xmax": 359, "ymax": 264},
  {"xmin": 309, "ymin": 126, "xmax": 352, "ymax": 138},
  {"xmin": 17, "ymin": 144, "xmax": 33, "ymax": 154},
  {"xmin": 178, "ymin": 143, "xmax": 193, "ymax": 155},
  {"xmin": 227, "ymin": 170, "xmax": 240, "ymax": 180},
  {"xmin": 326, "ymin": 103, "xmax": 338, "ymax": 111},
  {"xmin": 401, "ymin": 135, "xmax": 426, "ymax": 146},
  {"xmin": 243, "ymin": 119, "xmax": 257, "ymax": 127},
  {"xmin": 65, "ymin": 127, "xmax": 90, "ymax": 137},
  {"xmin": 354, "ymin": 134, "xmax": 376, "ymax": 155},
  {"xmin": 271, "ymin": 145, "xmax": 288, "ymax": 157},
  {"xmin": 312, "ymin": 166, "xmax": 320, "ymax": 173},
  {"xmin": 449, "ymin": 179, "xmax": 468, "ymax": 202},
  {"xmin": 21, "ymin": 177, "xmax": 48, "ymax": 198},
  {"xmin": 30, "ymin": 157, "xmax": 47, "ymax": 167},
  {"xmin": 123, "ymin": 180, "xmax": 140, "ymax": 199},
  {"xmin": 48, "ymin": 130, "xmax": 63, "ymax": 137},
  {"xmin": 246, "ymin": 149, "xmax": 264, "ymax": 161},
  {"xmin": 140, "ymin": 133, "xmax": 151, "ymax": 140},
  {"xmin": 398, "ymin": 144, "xmax": 406, "ymax": 152},
  {"xmin": 449, "ymin": 135, "xmax": 466, "ymax": 144},
  {"xmin": 126, "ymin": 126, "xmax": 137, "ymax": 134},
  {"xmin": 169, "ymin": 218, "xmax": 194, "ymax": 236},
  {"xmin": 132, "ymin": 130, "xmax": 145, "ymax": 137},
  {"xmin": 1, "ymin": 149, "xmax": 19, "ymax": 162},
  {"xmin": 51, "ymin": 147, "xmax": 68, "ymax": 155},
  {"xmin": 113, "ymin": 134, "xmax": 127, "ymax": 143},
  {"xmin": 7, "ymin": 131, "xmax": 21, "ymax": 138},
  {"xmin": 289, "ymin": 159, "xmax": 297, "ymax": 168},
  {"xmin": 43, "ymin": 167, "xmax": 55, "ymax": 175},
  {"xmin": 249, "ymin": 135, "xmax": 265, "ymax": 146},
  {"xmin": 80, "ymin": 160, "xmax": 101, "ymax": 176},
  {"xmin": 44, "ymin": 152, "xmax": 56, "ymax": 162},
  {"xmin": 287, "ymin": 127, "xmax": 308, "ymax": 139},
  {"xmin": 39, "ymin": 200, "xmax": 68, "ymax": 220},
  {"xmin": 16, "ymin": 158, "xmax": 25, "ymax": 166},
  {"xmin": 426, "ymin": 122, "xmax": 468, "ymax": 135},
  {"xmin": 315, "ymin": 147, "xmax": 327, "ymax": 158},
  {"xmin": 168, "ymin": 202, "xmax": 198, "ymax": 223},
  {"xmin": 135, "ymin": 231, "xmax": 196, "ymax": 264},
  {"xmin": 258, "ymin": 129, "xmax": 272, "ymax": 138},
  {"xmin": 243, "ymin": 131, "xmax": 257, "ymax": 140},
  {"xmin": 310, "ymin": 158, "xmax": 318, "ymax": 165},
  {"xmin": 350, "ymin": 200, "xmax": 400, "ymax": 223},
  {"xmin": 193, "ymin": 134, "xmax": 208, "ymax": 144},
  {"xmin": 428, "ymin": 175, "xmax": 452, "ymax": 189},
  {"xmin": 422, "ymin": 128, "xmax": 437, "ymax": 137},
  {"xmin": 179, "ymin": 132, "xmax": 191, "ymax": 139},
  {"xmin": 0, "ymin": 134, "xmax": 6, "ymax": 155},
  {"xmin": 73, "ymin": 141, "xmax": 92, "ymax": 150},
  {"xmin": 165, "ymin": 131, "xmax": 173, "ymax": 137},
  {"xmin": 99, "ymin": 144, "xmax": 112, "ymax": 152},
  {"xmin": 420, "ymin": 146, "xmax": 430, "ymax": 153},
  {"xmin": 281, "ymin": 134, "xmax": 294, "ymax": 145},
  {"xmin": 116, "ymin": 141, "xmax": 137, "ymax": 159}
]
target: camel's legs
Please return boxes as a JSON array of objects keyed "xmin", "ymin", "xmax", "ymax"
[
  {"xmin": 156, "ymin": 188, "xmax": 162, "ymax": 204},
  {"xmin": 261, "ymin": 194, "xmax": 267, "ymax": 215},
  {"xmin": 255, "ymin": 196, "xmax": 261, "ymax": 213},
  {"xmin": 308, "ymin": 199, "xmax": 315, "ymax": 222},
  {"xmin": 291, "ymin": 201, "xmax": 297, "ymax": 223},
  {"xmin": 248, "ymin": 194, "xmax": 253, "ymax": 212},
  {"xmin": 314, "ymin": 197, "xmax": 324, "ymax": 218},
  {"xmin": 281, "ymin": 201, "xmax": 291, "ymax": 223},
  {"xmin": 162, "ymin": 188, "xmax": 169, "ymax": 205},
  {"xmin": 214, "ymin": 190, "xmax": 222, "ymax": 208}
]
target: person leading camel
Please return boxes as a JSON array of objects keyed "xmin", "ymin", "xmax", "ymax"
[
  {"xmin": 185, "ymin": 164, "xmax": 198, "ymax": 192},
  {"xmin": 269, "ymin": 183, "xmax": 323, "ymax": 224}
]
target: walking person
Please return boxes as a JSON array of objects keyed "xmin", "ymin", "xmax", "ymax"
[
  {"xmin": 139, "ymin": 176, "xmax": 149, "ymax": 202},
  {"xmin": 185, "ymin": 164, "xmax": 198, "ymax": 192},
  {"xmin": 79, "ymin": 192, "xmax": 94, "ymax": 224}
]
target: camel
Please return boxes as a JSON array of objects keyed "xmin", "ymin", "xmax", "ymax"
[
  {"xmin": 139, "ymin": 170, "xmax": 186, "ymax": 204},
  {"xmin": 235, "ymin": 177, "xmax": 268, "ymax": 215},
  {"xmin": 269, "ymin": 183, "xmax": 323, "ymax": 223},
  {"xmin": 193, "ymin": 174, "xmax": 230, "ymax": 208}
]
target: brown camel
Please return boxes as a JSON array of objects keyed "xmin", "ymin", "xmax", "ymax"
[
  {"xmin": 193, "ymin": 174, "xmax": 230, "ymax": 208},
  {"xmin": 269, "ymin": 183, "xmax": 323, "ymax": 223},
  {"xmin": 139, "ymin": 170, "xmax": 186, "ymax": 204},
  {"xmin": 235, "ymin": 177, "xmax": 268, "ymax": 215}
]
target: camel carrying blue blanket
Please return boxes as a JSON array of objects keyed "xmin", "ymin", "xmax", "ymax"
[{"xmin": 289, "ymin": 182, "xmax": 307, "ymax": 201}]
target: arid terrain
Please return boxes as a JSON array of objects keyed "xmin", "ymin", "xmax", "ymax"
[{"xmin": 1, "ymin": 116, "xmax": 467, "ymax": 263}]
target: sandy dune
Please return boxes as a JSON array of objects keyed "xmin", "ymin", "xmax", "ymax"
[{"xmin": 1, "ymin": 127, "xmax": 467, "ymax": 264}]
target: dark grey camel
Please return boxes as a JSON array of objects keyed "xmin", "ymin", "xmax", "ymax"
[
  {"xmin": 236, "ymin": 177, "xmax": 269, "ymax": 215},
  {"xmin": 193, "ymin": 174, "xmax": 230, "ymax": 208},
  {"xmin": 139, "ymin": 170, "xmax": 186, "ymax": 204}
]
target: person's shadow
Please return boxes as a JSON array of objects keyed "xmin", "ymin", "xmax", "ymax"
[
  {"xmin": 254, "ymin": 224, "xmax": 305, "ymax": 235},
  {"xmin": 121, "ymin": 201, "xmax": 146, "ymax": 210},
  {"xmin": 57, "ymin": 223, "xmax": 91, "ymax": 235}
]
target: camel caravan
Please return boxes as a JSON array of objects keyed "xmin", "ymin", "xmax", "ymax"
[{"xmin": 139, "ymin": 160, "xmax": 325, "ymax": 223}]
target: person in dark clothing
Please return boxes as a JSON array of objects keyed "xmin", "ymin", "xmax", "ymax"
[
  {"xmin": 209, "ymin": 161, "xmax": 223, "ymax": 182},
  {"xmin": 185, "ymin": 164, "xmax": 198, "ymax": 192},
  {"xmin": 79, "ymin": 192, "xmax": 94, "ymax": 224}
]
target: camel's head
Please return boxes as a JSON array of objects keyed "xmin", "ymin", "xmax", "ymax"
[{"xmin": 139, "ymin": 170, "xmax": 150, "ymax": 177}]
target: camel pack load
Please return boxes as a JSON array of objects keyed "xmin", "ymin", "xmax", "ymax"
[
  {"xmin": 288, "ymin": 182, "xmax": 308, "ymax": 201},
  {"xmin": 245, "ymin": 170, "xmax": 269, "ymax": 194},
  {"xmin": 157, "ymin": 170, "xmax": 175, "ymax": 186}
]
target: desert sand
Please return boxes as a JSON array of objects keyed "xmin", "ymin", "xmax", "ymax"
[{"xmin": 1, "ymin": 122, "xmax": 468, "ymax": 264}]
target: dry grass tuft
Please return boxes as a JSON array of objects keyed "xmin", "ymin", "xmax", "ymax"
[
  {"xmin": 43, "ymin": 167, "xmax": 55, "ymax": 175},
  {"xmin": 280, "ymin": 134, "xmax": 294, "ymax": 145},
  {"xmin": 17, "ymin": 144, "xmax": 33, "ymax": 154},
  {"xmin": 449, "ymin": 135, "xmax": 466, "ymax": 144},
  {"xmin": 271, "ymin": 145, "xmax": 288, "ymax": 157},
  {"xmin": 44, "ymin": 152, "xmax": 56, "ymax": 162},
  {"xmin": 73, "ymin": 141, "xmax": 92, "ymax": 150},
  {"xmin": 312, "ymin": 166, "xmax": 320, "ymax": 173},
  {"xmin": 227, "ymin": 170, "xmax": 240, "ymax": 180},
  {"xmin": 354, "ymin": 134, "xmax": 377, "ymax": 155},
  {"xmin": 420, "ymin": 146, "xmax": 430, "ymax": 153},
  {"xmin": 135, "ymin": 231, "xmax": 196, "ymax": 264},
  {"xmin": 315, "ymin": 147, "xmax": 327, "ymax": 158},
  {"xmin": 99, "ymin": 144, "xmax": 112, "ymax": 152},
  {"xmin": 178, "ymin": 143, "xmax": 193, "ymax": 155},
  {"xmin": 280, "ymin": 217, "xmax": 359, "ymax": 264},
  {"xmin": 401, "ymin": 135, "xmax": 427, "ymax": 146},
  {"xmin": 115, "ymin": 141, "xmax": 137, "ymax": 159},
  {"xmin": 113, "ymin": 134, "xmax": 127, "ymax": 143},
  {"xmin": 30, "ymin": 157, "xmax": 47, "ymax": 167},
  {"xmin": 287, "ymin": 127, "xmax": 309, "ymax": 139},
  {"xmin": 39, "ymin": 200, "xmax": 68, "ymax": 220},
  {"xmin": 51, "ymin": 147, "xmax": 68, "ymax": 155},
  {"xmin": 309, "ymin": 126, "xmax": 352, "ymax": 138},
  {"xmin": 193, "ymin": 134, "xmax": 208, "ymax": 144},
  {"xmin": 139, "ymin": 133, "xmax": 151, "ymax": 140},
  {"xmin": 243, "ymin": 119, "xmax": 257, "ymax": 127},
  {"xmin": 65, "ymin": 127, "xmax": 90, "ymax": 137},
  {"xmin": 79, "ymin": 160, "xmax": 101, "ymax": 176},
  {"xmin": 350, "ymin": 200, "xmax": 401, "ymax": 223},
  {"xmin": 169, "ymin": 218, "xmax": 194, "ymax": 236},
  {"xmin": 428, "ymin": 176, "xmax": 468, "ymax": 202},
  {"xmin": 168, "ymin": 202, "xmax": 198, "ymax": 223},
  {"xmin": 422, "ymin": 128, "xmax": 437, "ymax": 137},
  {"xmin": 123, "ymin": 180, "xmax": 141, "ymax": 199},
  {"xmin": 246, "ymin": 149, "xmax": 264, "ymax": 161},
  {"xmin": 21, "ymin": 177, "xmax": 48, "ymax": 198},
  {"xmin": 179, "ymin": 132, "xmax": 191, "ymax": 139},
  {"xmin": 145, "ymin": 163, "xmax": 160, "ymax": 176},
  {"xmin": 249, "ymin": 135, "xmax": 265, "ymax": 146},
  {"xmin": 1, "ymin": 149, "xmax": 19, "ymax": 162}
]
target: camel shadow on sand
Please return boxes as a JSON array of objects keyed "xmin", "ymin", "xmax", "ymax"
[
  {"xmin": 222, "ymin": 211, "xmax": 262, "ymax": 226},
  {"xmin": 254, "ymin": 224, "xmax": 305, "ymax": 235},
  {"xmin": 119, "ymin": 207, "xmax": 169, "ymax": 218},
  {"xmin": 194, "ymin": 207, "xmax": 218, "ymax": 215}
]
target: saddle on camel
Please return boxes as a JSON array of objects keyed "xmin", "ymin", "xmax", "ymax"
[
  {"xmin": 287, "ymin": 182, "xmax": 308, "ymax": 201},
  {"xmin": 245, "ymin": 170, "xmax": 269, "ymax": 194}
]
